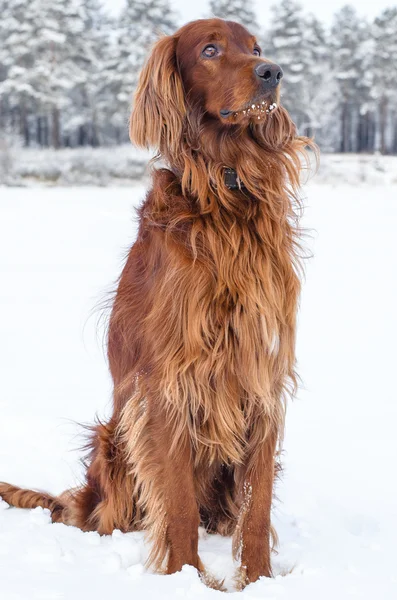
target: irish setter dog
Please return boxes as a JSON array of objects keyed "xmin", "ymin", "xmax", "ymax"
[{"xmin": 0, "ymin": 19, "xmax": 315, "ymax": 590}]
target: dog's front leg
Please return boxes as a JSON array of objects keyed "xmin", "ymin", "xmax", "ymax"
[
  {"xmin": 233, "ymin": 427, "xmax": 278, "ymax": 588},
  {"xmin": 162, "ymin": 432, "xmax": 200, "ymax": 575},
  {"xmin": 137, "ymin": 400, "xmax": 201, "ymax": 575}
]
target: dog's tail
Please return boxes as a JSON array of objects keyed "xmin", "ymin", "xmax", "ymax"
[{"xmin": 0, "ymin": 482, "xmax": 66, "ymax": 522}]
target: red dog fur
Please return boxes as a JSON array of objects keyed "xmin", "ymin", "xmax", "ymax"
[{"xmin": 0, "ymin": 19, "xmax": 316, "ymax": 589}]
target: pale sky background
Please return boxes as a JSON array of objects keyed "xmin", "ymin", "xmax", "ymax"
[{"xmin": 105, "ymin": 0, "xmax": 397, "ymax": 25}]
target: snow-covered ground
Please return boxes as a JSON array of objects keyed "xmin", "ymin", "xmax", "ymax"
[
  {"xmin": 1, "ymin": 144, "xmax": 397, "ymax": 187},
  {"xmin": 0, "ymin": 182, "xmax": 396, "ymax": 599}
]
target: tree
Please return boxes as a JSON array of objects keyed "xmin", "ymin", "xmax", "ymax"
[
  {"xmin": 34, "ymin": 0, "xmax": 93, "ymax": 148},
  {"xmin": 372, "ymin": 8, "xmax": 397, "ymax": 153},
  {"xmin": 266, "ymin": 1, "xmax": 310, "ymax": 132},
  {"xmin": 0, "ymin": 0, "xmax": 112, "ymax": 148},
  {"xmin": 330, "ymin": 5, "xmax": 373, "ymax": 153},
  {"xmin": 64, "ymin": 0, "xmax": 111, "ymax": 147},
  {"xmin": 0, "ymin": 0, "xmax": 44, "ymax": 145},
  {"xmin": 300, "ymin": 14, "xmax": 339, "ymax": 148},
  {"xmin": 107, "ymin": 0, "xmax": 178, "ymax": 142},
  {"xmin": 209, "ymin": 0, "xmax": 259, "ymax": 32}
]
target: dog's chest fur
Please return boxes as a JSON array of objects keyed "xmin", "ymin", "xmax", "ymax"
[
  {"xmin": 143, "ymin": 174, "xmax": 300, "ymax": 464},
  {"xmin": 170, "ymin": 207, "xmax": 298, "ymax": 464}
]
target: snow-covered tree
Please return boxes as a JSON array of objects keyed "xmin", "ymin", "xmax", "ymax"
[
  {"xmin": 267, "ymin": 1, "xmax": 306, "ymax": 81},
  {"xmin": 209, "ymin": 0, "xmax": 259, "ymax": 32},
  {"xmin": 35, "ymin": 0, "xmax": 95, "ymax": 148},
  {"xmin": 63, "ymin": 0, "xmax": 111, "ymax": 147},
  {"xmin": 264, "ymin": 2, "xmax": 341, "ymax": 147},
  {"xmin": 0, "ymin": 0, "xmax": 111, "ymax": 147},
  {"xmin": 372, "ymin": 8, "xmax": 397, "ymax": 153},
  {"xmin": 266, "ymin": 1, "xmax": 312, "ymax": 132},
  {"xmin": 106, "ymin": 0, "xmax": 177, "ymax": 142},
  {"xmin": 330, "ymin": 5, "xmax": 373, "ymax": 152},
  {"xmin": 0, "ymin": 0, "xmax": 44, "ymax": 144},
  {"xmin": 299, "ymin": 15, "xmax": 339, "ymax": 148}
]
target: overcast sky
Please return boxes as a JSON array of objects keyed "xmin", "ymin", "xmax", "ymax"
[{"xmin": 105, "ymin": 0, "xmax": 397, "ymax": 25}]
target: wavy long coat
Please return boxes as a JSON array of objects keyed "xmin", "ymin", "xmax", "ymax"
[{"xmin": 0, "ymin": 18, "xmax": 316, "ymax": 589}]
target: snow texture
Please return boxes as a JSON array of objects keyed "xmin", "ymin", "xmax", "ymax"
[
  {"xmin": 0, "ymin": 144, "xmax": 151, "ymax": 186},
  {"xmin": 0, "ymin": 182, "xmax": 397, "ymax": 598},
  {"xmin": 1, "ymin": 146, "xmax": 397, "ymax": 187}
]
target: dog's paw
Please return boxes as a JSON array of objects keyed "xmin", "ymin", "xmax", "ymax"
[
  {"xmin": 198, "ymin": 558, "xmax": 226, "ymax": 591},
  {"xmin": 234, "ymin": 564, "xmax": 272, "ymax": 591}
]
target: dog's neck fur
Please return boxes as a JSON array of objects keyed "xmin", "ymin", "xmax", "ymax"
[{"xmin": 158, "ymin": 106, "xmax": 310, "ymax": 222}]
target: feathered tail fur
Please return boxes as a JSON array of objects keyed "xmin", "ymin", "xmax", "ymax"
[{"xmin": 0, "ymin": 482, "xmax": 66, "ymax": 522}]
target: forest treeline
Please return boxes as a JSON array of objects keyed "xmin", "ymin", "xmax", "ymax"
[{"xmin": 1, "ymin": 0, "xmax": 397, "ymax": 153}]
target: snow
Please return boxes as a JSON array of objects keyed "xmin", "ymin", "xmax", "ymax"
[
  {"xmin": 0, "ymin": 145, "xmax": 151, "ymax": 187},
  {"xmin": 0, "ymin": 182, "xmax": 397, "ymax": 598},
  {"xmin": 2, "ymin": 146, "xmax": 397, "ymax": 187}
]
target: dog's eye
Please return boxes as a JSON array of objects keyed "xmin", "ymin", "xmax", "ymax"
[
  {"xmin": 202, "ymin": 45, "xmax": 218, "ymax": 58},
  {"xmin": 253, "ymin": 47, "xmax": 261, "ymax": 57}
]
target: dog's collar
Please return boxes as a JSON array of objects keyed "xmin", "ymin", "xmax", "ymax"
[{"xmin": 224, "ymin": 167, "xmax": 246, "ymax": 190}]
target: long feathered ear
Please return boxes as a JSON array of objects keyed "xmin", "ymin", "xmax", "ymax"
[{"xmin": 129, "ymin": 35, "xmax": 185, "ymax": 154}]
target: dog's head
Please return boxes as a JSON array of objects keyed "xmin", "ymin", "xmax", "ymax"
[
  {"xmin": 176, "ymin": 19, "xmax": 282, "ymax": 124},
  {"xmin": 130, "ymin": 18, "xmax": 286, "ymax": 153}
]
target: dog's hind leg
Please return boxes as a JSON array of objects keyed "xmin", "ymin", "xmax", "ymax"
[
  {"xmin": 1, "ymin": 418, "xmax": 136, "ymax": 534},
  {"xmin": 61, "ymin": 418, "xmax": 137, "ymax": 534}
]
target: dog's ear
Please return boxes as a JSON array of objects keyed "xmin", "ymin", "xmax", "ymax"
[{"xmin": 130, "ymin": 35, "xmax": 185, "ymax": 154}]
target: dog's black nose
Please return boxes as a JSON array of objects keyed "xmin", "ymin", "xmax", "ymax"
[{"xmin": 254, "ymin": 63, "xmax": 283, "ymax": 88}]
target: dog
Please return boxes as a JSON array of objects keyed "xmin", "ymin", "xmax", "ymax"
[{"xmin": 0, "ymin": 18, "xmax": 315, "ymax": 590}]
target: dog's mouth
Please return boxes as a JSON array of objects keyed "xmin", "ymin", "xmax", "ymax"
[{"xmin": 220, "ymin": 99, "xmax": 278, "ymax": 122}]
